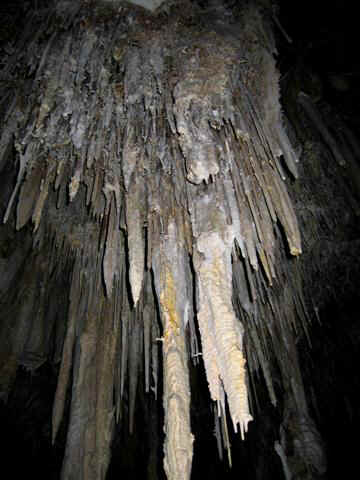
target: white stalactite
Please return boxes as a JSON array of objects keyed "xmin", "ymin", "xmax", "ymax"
[
  {"xmin": 195, "ymin": 228, "xmax": 253, "ymax": 438},
  {"xmin": 153, "ymin": 221, "xmax": 194, "ymax": 480}
]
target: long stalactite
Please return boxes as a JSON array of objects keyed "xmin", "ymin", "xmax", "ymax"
[{"xmin": 0, "ymin": 1, "xmax": 329, "ymax": 478}]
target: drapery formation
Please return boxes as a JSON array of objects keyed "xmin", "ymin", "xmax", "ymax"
[{"xmin": 0, "ymin": 1, "xmax": 326, "ymax": 478}]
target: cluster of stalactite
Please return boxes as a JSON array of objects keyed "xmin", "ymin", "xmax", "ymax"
[{"xmin": 0, "ymin": 1, "xmax": 327, "ymax": 479}]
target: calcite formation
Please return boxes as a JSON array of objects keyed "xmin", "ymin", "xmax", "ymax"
[{"xmin": 0, "ymin": 1, "xmax": 325, "ymax": 479}]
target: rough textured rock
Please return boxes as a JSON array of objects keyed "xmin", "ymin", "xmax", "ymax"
[{"xmin": 1, "ymin": 1, "xmax": 359, "ymax": 479}]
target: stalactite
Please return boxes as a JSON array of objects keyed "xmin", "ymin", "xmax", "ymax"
[
  {"xmin": 128, "ymin": 306, "xmax": 142, "ymax": 434},
  {"xmin": 0, "ymin": 1, "xmax": 330, "ymax": 479},
  {"xmin": 152, "ymin": 220, "xmax": 194, "ymax": 480},
  {"xmin": 3, "ymin": 146, "xmax": 33, "ymax": 225},
  {"xmin": 102, "ymin": 194, "xmax": 121, "ymax": 298},
  {"xmin": 125, "ymin": 179, "xmax": 146, "ymax": 306},
  {"xmin": 298, "ymin": 92, "xmax": 347, "ymax": 167},
  {"xmin": 193, "ymin": 221, "xmax": 252, "ymax": 437}
]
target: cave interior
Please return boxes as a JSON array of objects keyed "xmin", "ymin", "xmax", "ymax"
[{"xmin": 0, "ymin": 1, "xmax": 359, "ymax": 479}]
